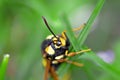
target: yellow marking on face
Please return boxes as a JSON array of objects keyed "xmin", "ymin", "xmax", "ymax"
[
  {"xmin": 52, "ymin": 37, "xmax": 57, "ymax": 41},
  {"xmin": 60, "ymin": 37, "xmax": 66, "ymax": 46},
  {"xmin": 55, "ymin": 45, "xmax": 61, "ymax": 48},
  {"xmin": 55, "ymin": 55, "xmax": 64, "ymax": 60},
  {"xmin": 52, "ymin": 60, "xmax": 58, "ymax": 64},
  {"xmin": 65, "ymin": 50, "xmax": 68, "ymax": 56},
  {"xmin": 45, "ymin": 45, "xmax": 55, "ymax": 55},
  {"xmin": 53, "ymin": 38, "xmax": 57, "ymax": 44}
]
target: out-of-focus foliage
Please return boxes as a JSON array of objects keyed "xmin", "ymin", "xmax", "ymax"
[
  {"xmin": 0, "ymin": 54, "xmax": 10, "ymax": 80},
  {"xmin": 0, "ymin": 0, "xmax": 120, "ymax": 80}
]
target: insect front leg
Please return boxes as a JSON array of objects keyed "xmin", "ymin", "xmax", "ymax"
[
  {"xmin": 58, "ymin": 49, "xmax": 91, "ymax": 67},
  {"xmin": 63, "ymin": 23, "xmax": 86, "ymax": 33},
  {"xmin": 66, "ymin": 49, "xmax": 91, "ymax": 57},
  {"xmin": 72, "ymin": 23, "xmax": 86, "ymax": 32}
]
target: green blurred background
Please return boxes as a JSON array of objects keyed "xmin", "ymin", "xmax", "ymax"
[{"xmin": 0, "ymin": 0, "xmax": 120, "ymax": 80}]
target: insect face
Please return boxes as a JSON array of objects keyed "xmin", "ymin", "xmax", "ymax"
[
  {"xmin": 42, "ymin": 33, "xmax": 70, "ymax": 59},
  {"xmin": 46, "ymin": 32, "xmax": 68, "ymax": 49}
]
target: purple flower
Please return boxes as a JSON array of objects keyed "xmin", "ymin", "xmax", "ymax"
[{"xmin": 97, "ymin": 50, "xmax": 114, "ymax": 63}]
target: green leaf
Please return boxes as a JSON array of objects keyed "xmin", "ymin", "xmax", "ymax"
[
  {"xmin": 78, "ymin": 0, "xmax": 105, "ymax": 46},
  {"xmin": 61, "ymin": 14, "xmax": 79, "ymax": 51},
  {"xmin": 0, "ymin": 54, "xmax": 10, "ymax": 80},
  {"xmin": 81, "ymin": 48, "xmax": 120, "ymax": 79},
  {"xmin": 59, "ymin": 0, "xmax": 106, "ymax": 79}
]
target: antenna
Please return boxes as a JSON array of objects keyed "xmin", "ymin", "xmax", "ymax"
[{"xmin": 42, "ymin": 16, "xmax": 57, "ymax": 38}]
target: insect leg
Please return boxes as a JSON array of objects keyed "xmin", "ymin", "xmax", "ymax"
[
  {"xmin": 44, "ymin": 59, "xmax": 51, "ymax": 80},
  {"xmin": 72, "ymin": 23, "xmax": 86, "ymax": 32},
  {"xmin": 49, "ymin": 66, "xmax": 59, "ymax": 80},
  {"xmin": 65, "ymin": 60, "xmax": 84, "ymax": 67},
  {"xmin": 56, "ymin": 59, "xmax": 84, "ymax": 67},
  {"xmin": 67, "ymin": 49, "xmax": 91, "ymax": 57}
]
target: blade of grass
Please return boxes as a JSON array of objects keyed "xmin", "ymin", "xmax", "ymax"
[
  {"xmin": 0, "ymin": 54, "xmax": 10, "ymax": 80},
  {"xmin": 58, "ymin": 0, "xmax": 105, "ymax": 79},
  {"xmin": 59, "ymin": 14, "xmax": 95, "ymax": 80},
  {"xmin": 57, "ymin": 14, "xmax": 79, "ymax": 79},
  {"xmin": 61, "ymin": 14, "xmax": 79, "ymax": 51},
  {"xmin": 80, "ymin": 47, "xmax": 120, "ymax": 79},
  {"xmin": 78, "ymin": 0, "xmax": 105, "ymax": 46}
]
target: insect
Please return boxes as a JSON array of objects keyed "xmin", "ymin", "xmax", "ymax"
[{"xmin": 41, "ymin": 16, "xmax": 91, "ymax": 80}]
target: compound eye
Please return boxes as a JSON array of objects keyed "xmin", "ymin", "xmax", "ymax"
[{"xmin": 56, "ymin": 41, "xmax": 61, "ymax": 46}]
